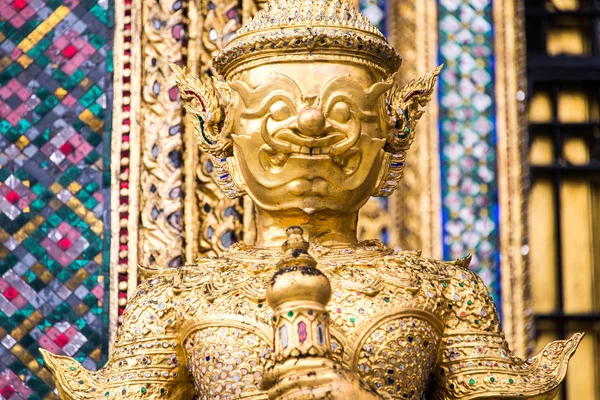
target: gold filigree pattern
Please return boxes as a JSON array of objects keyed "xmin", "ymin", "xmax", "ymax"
[
  {"xmin": 185, "ymin": 0, "xmax": 251, "ymax": 257},
  {"xmin": 355, "ymin": 317, "xmax": 439, "ymax": 397},
  {"xmin": 388, "ymin": 0, "xmax": 442, "ymax": 258},
  {"xmin": 185, "ymin": 327, "xmax": 272, "ymax": 399},
  {"xmin": 43, "ymin": 243, "xmax": 581, "ymax": 398},
  {"xmin": 138, "ymin": 0, "xmax": 186, "ymax": 268}
]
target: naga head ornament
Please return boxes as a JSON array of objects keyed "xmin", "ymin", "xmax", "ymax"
[{"xmin": 174, "ymin": 0, "xmax": 441, "ymax": 213}]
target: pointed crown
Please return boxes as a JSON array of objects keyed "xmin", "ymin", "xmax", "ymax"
[{"xmin": 213, "ymin": 0, "xmax": 402, "ymax": 78}]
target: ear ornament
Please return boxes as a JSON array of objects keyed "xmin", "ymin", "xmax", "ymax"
[
  {"xmin": 373, "ymin": 65, "xmax": 443, "ymax": 197},
  {"xmin": 171, "ymin": 63, "xmax": 245, "ymax": 198}
]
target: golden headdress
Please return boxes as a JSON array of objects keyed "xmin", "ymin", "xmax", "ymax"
[{"xmin": 213, "ymin": 0, "xmax": 402, "ymax": 78}]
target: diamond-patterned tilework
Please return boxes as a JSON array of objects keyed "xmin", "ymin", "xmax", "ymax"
[
  {"xmin": 437, "ymin": 0, "xmax": 501, "ymax": 307},
  {"xmin": 0, "ymin": 0, "xmax": 113, "ymax": 397}
]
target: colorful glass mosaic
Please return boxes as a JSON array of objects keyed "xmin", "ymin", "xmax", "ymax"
[
  {"xmin": 437, "ymin": 0, "xmax": 501, "ymax": 306},
  {"xmin": 0, "ymin": 0, "xmax": 113, "ymax": 397}
]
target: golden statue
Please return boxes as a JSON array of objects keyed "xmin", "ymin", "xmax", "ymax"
[{"xmin": 41, "ymin": 0, "xmax": 582, "ymax": 398}]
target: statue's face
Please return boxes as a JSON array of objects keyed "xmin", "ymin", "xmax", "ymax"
[{"xmin": 228, "ymin": 62, "xmax": 390, "ymax": 214}]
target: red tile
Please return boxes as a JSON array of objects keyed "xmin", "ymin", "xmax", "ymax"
[
  {"xmin": 11, "ymin": 0, "xmax": 26, "ymax": 11},
  {"xmin": 3, "ymin": 286, "xmax": 18, "ymax": 301},
  {"xmin": 54, "ymin": 333, "xmax": 69, "ymax": 348},
  {"xmin": 59, "ymin": 141, "xmax": 73, "ymax": 155},
  {"xmin": 5, "ymin": 190, "xmax": 20, "ymax": 204},
  {"xmin": 0, "ymin": 385, "xmax": 15, "ymax": 399},
  {"xmin": 61, "ymin": 44, "xmax": 77, "ymax": 59},
  {"xmin": 57, "ymin": 237, "xmax": 72, "ymax": 250}
]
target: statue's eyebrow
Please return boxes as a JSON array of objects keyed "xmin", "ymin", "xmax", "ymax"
[{"xmin": 229, "ymin": 73, "xmax": 303, "ymax": 109}]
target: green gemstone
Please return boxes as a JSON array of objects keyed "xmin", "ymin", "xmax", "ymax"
[
  {"xmin": 467, "ymin": 300, "xmax": 473, "ymax": 305},
  {"xmin": 105, "ymin": 392, "xmax": 110, "ymax": 397},
  {"xmin": 474, "ymin": 319, "xmax": 480, "ymax": 324},
  {"xmin": 70, "ymin": 366, "xmax": 76, "ymax": 371},
  {"xmin": 160, "ymin": 388, "xmax": 166, "ymax": 395},
  {"xmin": 490, "ymin": 377, "xmax": 495, "ymax": 383},
  {"xmin": 449, "ymin": 384, "xmax": 455, "ymax": 389},
  {"xmin": 141, "ymin": 387, "xmax": 147, "ymax": 394},
  {"xmin": 442, "ymin": 283, "xmax": 447, "ymax": 288},
  {"xmin": 257, "ymin": 303, "xmax": 263, "ymax": 308},
  {"xmin": 79, "ymin": 380, "xmax": 84, "ymax": 384},
  {"xmin": 459, "ymin": 282, "xmax": 464, "ymax": 287},
  {"xmin": 469, "ymin": 379, "xmax": 475, "ymax": 385},
  {"xmin": 287, "ymin": 311, "xmax": 293, "ymax": 317},
  {"xmin": 509, "ymin": 378, "xmax": 514, "ymax": 384},
  {"xmin": 199, "ymin": 117, "xmax": 215, "ymax": 145},
  {"xmin": 350, "ymin": 317, "xmax": 356, "ymax": 323}
]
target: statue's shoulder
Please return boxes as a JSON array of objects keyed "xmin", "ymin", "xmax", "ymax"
[{"xmin": 374, "ymin": 249, "xmax": 452, "ymax": 277}]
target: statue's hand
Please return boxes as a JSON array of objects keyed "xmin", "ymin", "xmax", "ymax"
[{"xmin": 262, "ymin": 358, "xmax": 380, "ymax": 400}]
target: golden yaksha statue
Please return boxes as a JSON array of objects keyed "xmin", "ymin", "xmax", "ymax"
[{"xmin": 42, "ymin": 0, "xmax": 582, "ymax": 398}]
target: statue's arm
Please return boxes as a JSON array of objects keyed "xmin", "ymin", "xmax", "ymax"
[
  {"xmin": 432, "ymin": 261, "xmax": 582, "ymax": 400},
  {"xmin": 41, "ymin": 275, "xmax": 195, "ymax": 399}
]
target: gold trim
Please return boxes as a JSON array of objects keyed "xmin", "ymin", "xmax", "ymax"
[
  {"xmin": 493, "ymin": 0, "xmax": 530, "ymax": 357},
  {"xmin": 180, "ymin": 317, "xmax": 271, "ymax": 344},
  {"xmin": 138, "ymin": 0, "xmax": 186, "ymax": 268},
  {"xmin": 185, "ymin": 0, "xmax": 256, "ymax": 257},
  {"xmin": 108, "ymin": 0, "xmax": 124, "ymax": 348},
  {"xmin": 386, "ymin": 0, "xmax": 442, "ymax": 258},
  {"xmin": 109, "ymin": 0, "xmax": 143, "ymax": 343},
  {"xmin": 184, "ymin": 0, "xmax": 201, "ymax": 262}
]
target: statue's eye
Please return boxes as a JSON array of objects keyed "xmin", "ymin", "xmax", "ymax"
[
  {"xmin": 329, "ymin": 102, "xmax": 351, "ymax": 123},
  {"xmin": 269, "ymin": 101, "xmax": 292, "ymax": 121}
]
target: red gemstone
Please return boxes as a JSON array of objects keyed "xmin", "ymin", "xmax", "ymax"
[
  {"xmin": 298, "ymin": 322, "xmax": 307, "ymax": 343},
  {"xmin": 11, "ymin": 0, "xmax": 26, "ymax": 10},
  {"xmin": 61, "ymin": 45, "xmax": 77, "ymax": 59},
  {"xmin": 54, "ymin": 333, "xmax": 69, "ymax": 348},
  {"xmin": 4, "ymin": 286, "xmax": 18, "ymax": 301},
  {"xmin": 57, "ymin": 237, "xmax": 72, "ymax": 250},
  {"xmin": 59, "ymin": 141, "xmax": 73, "ymax": 154},
  {"xmin": 0, "ymin": 385, "xmax": 15, "ymax": 399},
  {"xmin": 5, "ymin": 190, "xmax": 20, "ymax": 205},
  {"xmin": 168, "ymin": 86, "xmax": 179, "ymax": 101}
]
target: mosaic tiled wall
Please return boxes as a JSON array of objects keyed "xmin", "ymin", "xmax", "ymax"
[
  {"xmin": 437, "ymin": 0, "xmax": 501, "ymax": 305},
  {"xmin": 0, "ymin": 0, "xmax": 113, "ymax": 397}
]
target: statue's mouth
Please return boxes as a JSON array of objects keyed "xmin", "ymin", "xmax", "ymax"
[
  {"xmin": 258, "ymin": 146, "xmax": 362, "ymax": 176},
  {"xmin": 259, "ymin": 112, "xmax": 361, "ymax": 157}
]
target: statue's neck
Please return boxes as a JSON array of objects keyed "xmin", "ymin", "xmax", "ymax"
[{"xmin": 254, "ymin": 208, "xmax": 358, "ymax": 248}]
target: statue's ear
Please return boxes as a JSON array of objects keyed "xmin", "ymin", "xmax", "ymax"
[
  {"xmin": 365, "ymin": 72, "xmax": 397, "ymax": 104},
  {"xmin": 385, "ymin": 64, "xmax": 443, "ymax": 153},
  {"xmin": 227, "ymin": 80, "xmax": 257, "ymax": 107}
]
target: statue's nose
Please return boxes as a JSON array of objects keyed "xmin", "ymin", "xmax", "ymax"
[{"xmin": 297, "ymin": 107, "xmax": 325, "ymax": 137}]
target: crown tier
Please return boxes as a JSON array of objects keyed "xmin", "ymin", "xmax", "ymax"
[{"xmin": 213, "ymin": 0, "xmax": 402, "ymax": 78}]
